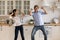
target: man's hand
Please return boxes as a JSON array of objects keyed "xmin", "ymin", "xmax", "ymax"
[{"xmin": 41, "ymin": 6, "xmax": 47, "ymax": 14}]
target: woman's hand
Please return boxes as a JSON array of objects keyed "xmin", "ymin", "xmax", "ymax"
[
  {"xmin": 20, "ymin": 12, "xmax": 25, "ymax": 18},
  {"xmin": 29, "ymin": 9, "xmax": 33, "ymax": 16}
]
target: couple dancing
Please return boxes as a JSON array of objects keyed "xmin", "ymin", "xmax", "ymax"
[{"xmin": 9, "ymin": 5, "xmax": 47, "ymax": 40}]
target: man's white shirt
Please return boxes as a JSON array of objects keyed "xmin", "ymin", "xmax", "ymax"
[{"xmin": 32, "ymin": 9, "xmax": 45, "ymax": 26}]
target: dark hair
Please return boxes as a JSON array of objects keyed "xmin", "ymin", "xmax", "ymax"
[
  {"xmin": 34, "ymin": 5, "xmax": 39, "ymax": 9},
  {"xmin": 9, "ymin": 9, "xmax": 17, "ymax": 17},
  {"xmin": 9, "ymin": 12, "xmax": 12, "ymax": 15}
]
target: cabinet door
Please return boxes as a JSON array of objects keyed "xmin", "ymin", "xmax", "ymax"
[
  {"xmin": 24, "ymin": 26, "xmax": 33, "ymax": 40},
  {"xmin": 45, "ymin": 26, "xmax": 53, "ymax": 40},
  {"xmin": 0, "ymin": 26, "xmax": 10, "ymax": 40},
  {"xmin": 51, "ymin": 26, "xmax": 60, "ymax": 40},
  {"xmin": 45, "ymin": 26, "xmax": 60, "ymax": 40},
  {"xmin": 24, "ymin": 26, "xmax": 46, "ymax": 40}
]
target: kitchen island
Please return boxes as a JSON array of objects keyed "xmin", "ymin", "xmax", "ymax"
[{"xmin": 0, "ymin": 23, "xmax": 60, "ymax": 40}]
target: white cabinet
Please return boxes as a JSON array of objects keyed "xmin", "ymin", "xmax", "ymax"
[
  {"xmin": 24, "ymin": 26, "xmax": 60, "ymax": 40},
  {"xmin": 24, "ymin": 26, "xmax": 33, "ymax": 40},
  {"xmin": 0, "ymin": 26, "xmax": 60, "ymax": 40},
  {"xmin": 51, "ymin": 26, "xmax": 60, "ymax": 40},
  {"xmin": 24, "ymin": 26, "xmax": 53, "ymax": 40},
  {"xmin": 0, "ymin": 26, "xmax": 10, "ymax": 40},
  {"xmin": 45, "ymin": 26, "xmax": 60, "ymax": 40}
]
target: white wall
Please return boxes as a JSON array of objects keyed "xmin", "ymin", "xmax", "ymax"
[{"xmin": 30, "ymin": 0, "xmax": 60, "ymax": 22}]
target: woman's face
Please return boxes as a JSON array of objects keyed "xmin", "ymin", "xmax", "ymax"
[{"xmin": 15, "ymin": 10, "xmax": 19, "ymax": 16}]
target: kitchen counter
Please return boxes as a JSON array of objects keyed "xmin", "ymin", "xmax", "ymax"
[
  {"xmin": 24, "ymin": 23, "xmax": 60, "ymax": 26},
  {"xmin": 44, "ymin": 23, "xmax": 60, "ymax": 26},
  {"xmin": 0, "ymin": 23, "xmax": 9, "ymax": 26},
  {"xmin": 0, "ymin": 23, "xmax": 60, "ymax": 26},
  {"xmin": 0, "ymin": 23, "xmax": 60, "ymax": 40}
]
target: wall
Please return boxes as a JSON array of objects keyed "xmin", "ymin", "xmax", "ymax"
[
  {"xmin": 30, "ymin": 0, "xmax": 60, "ymax": 22},
  {"xmin": 0, "ymin": 0, "xmax": 60, "ymax": 23}
]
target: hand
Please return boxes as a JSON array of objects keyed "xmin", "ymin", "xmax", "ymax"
[
  {"xmin": 21, "ymin": 13, "xmax": 25, "ymax": 16},
  {"xmin": 29, "ymin": 9, "xmax": 33, "ymax": 16},
  {"xmin": 29, "ymin": 9, "xmax": 32, "ymax": 12},
  {"xmin": 41, "ymin": 6, "xmax": 47, "ymax": 14},
  {"xmin": 41, "ymin": 6, "xmax": 44, "ymax": 9},
  {"xmin": 20, "ymin": 12, "xmax": 25, "ymax": 18}
]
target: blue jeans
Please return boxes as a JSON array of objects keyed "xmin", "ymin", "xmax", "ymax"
[
  {"xmin": 31, "ymin": 25, "xmax": 47, "ymax": 40},
  {"xmin": 14, "ymin": 25, "xmax": 25, "ymax": 40}
]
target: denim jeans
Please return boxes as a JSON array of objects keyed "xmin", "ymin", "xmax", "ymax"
[
  {"xmin": 31, "ymin": 25, "xmax": 47, "ymax": 40},
  {"xmin": 14, "ymin": 25, "xmax": 25, "ymax": 40}
]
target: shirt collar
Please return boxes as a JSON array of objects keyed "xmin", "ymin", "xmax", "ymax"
[{"xmin": 34, "ymin": 11, "xmax": 39, "ymax": 13}]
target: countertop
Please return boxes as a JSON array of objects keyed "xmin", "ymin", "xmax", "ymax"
[
  {"xmin": 0, "ymin": 23, "xmax": 60, "ymax": 26},
  {"xmin": 24, "ymin": 23, "xmax": 60, "ymax": 26}
]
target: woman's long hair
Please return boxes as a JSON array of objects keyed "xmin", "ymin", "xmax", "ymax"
[{"xmin": 9, "ymin": 9, "xmax": 17, "ymax": 17}]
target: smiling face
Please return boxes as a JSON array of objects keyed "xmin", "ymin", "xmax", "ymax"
[
  {"xmin": 34, "ymin": 5, "xmax": 39, "ymax": 12},
  {"xmin": 34, "ymin": 7, "xmax": 39, "ymax": 12}
]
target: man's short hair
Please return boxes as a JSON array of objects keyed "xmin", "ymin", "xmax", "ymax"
[{"xmin": 34, "ymin": 5, "xmax": 39, "ymax": 9}]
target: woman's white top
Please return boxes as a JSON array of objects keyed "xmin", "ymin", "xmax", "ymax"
[{"xmin": 10, "ymin": 16, "xmax": 22, "ymax": 26}]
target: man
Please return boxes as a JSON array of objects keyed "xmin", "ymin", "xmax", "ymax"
[{"xmin": 29, "ymin": 5, "xmax": 47, "ymax": 40}]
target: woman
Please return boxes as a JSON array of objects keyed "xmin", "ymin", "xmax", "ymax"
[{"xmin": 9, "ymin": 9, "xmax": 25, "ymax": 40}]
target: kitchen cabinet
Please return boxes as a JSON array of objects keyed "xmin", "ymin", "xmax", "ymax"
[
  {"xmin": 24, "ymin": 26, "xmax": 33, "ymax": 40},
  {"xmin": 0, "ymin": 25, "xmax": 60, "ymax": 40},
  {"xmin": 24, "ymin": 26, "xmax": 60, "ymax": 40},
  {"xmin": 0, "ymin": 26, "xmax": 11, "ymax": 40},
  {"xmin": 24, "ymin": 26, "xmax": 51, "ymax": 40},
  {"xmin": 51, "ymin": 26, "xmax": 60, "ymax": 40},
  {"xmin": 45, "ymin": 26, "xmax": 60, "ymax": 40}
]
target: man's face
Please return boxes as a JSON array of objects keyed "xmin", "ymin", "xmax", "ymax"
[{"xmin": 34, "ymin": 7, "xmax": 39, "ymax": 12}]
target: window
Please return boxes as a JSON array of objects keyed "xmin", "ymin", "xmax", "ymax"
[
  {"xmin": 24, "ymin": 1, "xmax": 30, "ymax": 14},
  {"xmin": 15, "ymin": 0, "xmax": 22, "ymax": 14},
  {"xmin": 7, "ymin": 1, "xmax": 13, "ymax": 14},
  {"xmin": 0, "ymin": 0, "xmax": 30, "ymax": 15},
  {"xmin": 0, "ymin": 1, "xmax": 5, "ymax": 15}
]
